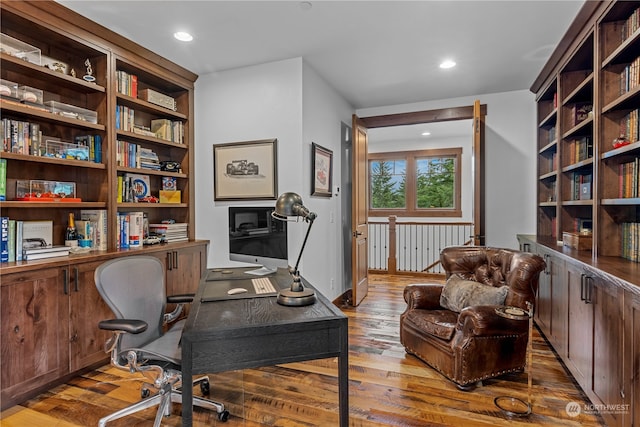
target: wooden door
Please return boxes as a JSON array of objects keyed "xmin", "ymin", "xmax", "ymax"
[
  {"xmin": 472, "ymin": 100, "xmax": 485, "ymax": 245},
  {"xmin": 566, "ymin": 262, "xmax": 593, "ymax": 387},
  {"xmin": 535, "ymin": 249, "xmax": 553, "ymax": 337},
  {"xmin": 592, "ymin": 275, "xmax": 624, "ymax": 427},
  {"xmin": 351, "ymin": 114, "xmax": 369, "ymax": 306},
  {"xmin": 623, "ymin": 289, "xmax": 640, "ymax": 427},
  {"xmin": 68, "ymin": 259, "xmax": 113, "ymax": 372},
  {"xmin": 0, "ymin": 267, "xmax": 69, "ymax": 409}
]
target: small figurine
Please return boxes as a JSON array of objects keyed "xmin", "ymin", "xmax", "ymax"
[
  {"xmin": 70, "ymin": 68, "xmax": 76, "ymax": 78},
  {"xmin": 612, "ymin": 136, "xmax": 630, "ymax": 149},
  {"xmin": 83, "ymin": 58, "xmax": 95, "ymax": 82}
]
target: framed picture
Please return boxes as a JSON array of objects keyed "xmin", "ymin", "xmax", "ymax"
[
  {"xmin": 213, "ymin": 138, "xmax": 278, "ymax": 200},
  {"xmin": 311, "ymin": 142, "xmax": 333, "ymax": 197}
]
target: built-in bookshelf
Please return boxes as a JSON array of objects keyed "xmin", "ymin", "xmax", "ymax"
[
  {"xmin": 0, "ymin": 1, "xmax": 197, "ymax": 252},
  {"xmin": 533, "ymin": 0, "xmax": 640, "ymax": 262}
]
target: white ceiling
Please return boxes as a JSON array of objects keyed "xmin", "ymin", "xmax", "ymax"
[{"xmin": 58, "ymin": 0, "xmax": 585, "ymax": 110}]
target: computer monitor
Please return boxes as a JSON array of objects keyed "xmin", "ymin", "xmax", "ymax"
[{"xmin": 228, "ymin": 206, "xmax": 288, "ymax": 275}]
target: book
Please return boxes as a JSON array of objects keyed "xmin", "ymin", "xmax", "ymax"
[
  {"xmin": 80, "ymin": 210, "xmax": 107, "ymax": 250},
  {"xmin": 23, "ymin": 245, "xmax": 70, "ymax": 255},
  {"xmin": 126, "ymin": 211, "xmax": 144, "ymax": 248},
  {"xmin": 7, "ymin": 219, "xmax": 15, "ymax": 262},
  {"xmin": 0, "ymin": 158, "xmax": 6, "ymax": 201},
  {"xmin": 124, "ymin": 173, "xmax": 150, "ymax": 201},
  {"xmin": 1, "ymin": 217, "xmax": 8, "ymax": 262},
  {"xmin": 22, "ymin": 220, "xmax": 53, "ymax": 249},
  {"xmin": 24, "ymin": 248, "xmax": 70, "ymax": 261},
  {"xmin": 15, "ymin": 220, "xmax": 23, "ymax": 261}
]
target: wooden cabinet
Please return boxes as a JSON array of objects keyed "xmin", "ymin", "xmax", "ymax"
[
  {"xmin": 518, "ymin": 234, "xmax": 635, "ymax": 427},
  {"xmin": 67, "ymin": 259, "xmax": 113, "ymax": 372},
  {"xmin": 0, "ymin": 266, "xmax": 69, "ymax": 408}
]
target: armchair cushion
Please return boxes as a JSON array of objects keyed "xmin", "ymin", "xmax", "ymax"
[{"xmin": 439, "ymin": 274, "xmax": 508, "ymax": 313}]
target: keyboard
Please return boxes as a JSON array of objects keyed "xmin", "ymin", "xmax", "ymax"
[{"xmin": 252, "ymin": 277, "xmax": 276, "ymax": 294}]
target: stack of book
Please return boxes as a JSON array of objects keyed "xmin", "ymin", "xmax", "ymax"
[
  {"xmin": 23, "ymin": 245, "xmax": 70, "ymax": 261},
  {"xmin": 149, "ymin": 222, "xmax": 188, "ymax": 243}
]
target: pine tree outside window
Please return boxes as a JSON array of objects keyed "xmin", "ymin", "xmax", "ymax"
[{"xmin": 369, "ymin": 148, "xmax": 462, "ymax": 217}]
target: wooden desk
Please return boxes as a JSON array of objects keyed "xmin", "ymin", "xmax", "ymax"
[{"xmin": 181, "ymin": 268, "xmax": 349, "ymax": 426}]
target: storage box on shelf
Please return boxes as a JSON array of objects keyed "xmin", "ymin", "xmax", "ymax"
[
  {"xmin": 0, "ymin": 33, "xmax": 41, "ymax": 65},
  {"xmin": 15, "ymin": 179, "xmax": 79, "ymax": 202}
]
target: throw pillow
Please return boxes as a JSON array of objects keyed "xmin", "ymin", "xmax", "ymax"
[{"xmin": 440, "ymin": 274, "xmax": 508, "ymax": 313}]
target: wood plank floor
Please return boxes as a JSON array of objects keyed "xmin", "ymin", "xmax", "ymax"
[{"xmin": 1, "ymin": 273, "xmax": 605, "ymax": 426}]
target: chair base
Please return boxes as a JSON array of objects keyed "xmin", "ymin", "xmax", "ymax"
[{"xmin": 99, "ymin": 380, "xmax": 229, "ymax": 427}]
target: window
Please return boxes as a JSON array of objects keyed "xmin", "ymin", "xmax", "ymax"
[{"xmin": 368, "ymin": 148, "xmax": 462, "ymax": 217}]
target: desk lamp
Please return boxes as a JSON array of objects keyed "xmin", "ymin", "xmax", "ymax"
[{"xmin": 271, "ymin": 192, "xmax": 317, "ymax": 306}]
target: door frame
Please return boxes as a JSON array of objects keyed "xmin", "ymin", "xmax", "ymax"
[{"xmin": 353, "ymin": 103, "xmax": 487, "ymax": 282}]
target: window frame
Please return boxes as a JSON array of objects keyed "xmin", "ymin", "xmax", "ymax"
[{"xmin": 368, "ymin": 147, "xmax": 462, "ymax": 217}]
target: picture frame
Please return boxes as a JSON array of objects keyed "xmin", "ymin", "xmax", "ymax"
[
  {"xmin": 311, "ymin": 142, "xmax": 333, "ymax": 197},
  {"xmin": 213, "ymin": 138, "xmax": 278, "ymax": 200}
]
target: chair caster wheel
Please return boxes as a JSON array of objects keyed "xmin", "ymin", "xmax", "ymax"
[
  {"xmin": 141, "ymin": 388, "xmax": 150, "ymax": 398},
  {"xmin": 200, "ymin": 379, "xmax": 210, "ymax": 395},
  {"xmin": 218, "ymin": 410, "xmax": 230, "ymax": 422}
]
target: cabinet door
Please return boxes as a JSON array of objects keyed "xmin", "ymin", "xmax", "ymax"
[
  {"xmin": 591, "ymin": 274, "xmax": 624, "ymax": 427},
  {"xmin": 0, "ymin": 267, "xmax": 69, "ymax": 409},
  {"xmin": 165, "ymin": 244, "xmax": 207, "ymax": 296},
  {"xmin": 566, "ymin": 262, "xmax": 593, "ymax": 388},
  {"xmin": 68, "ymin": 259, "xmax": 114, "ymax": 372},
  {"xmin": 549, "ymin": 254, "xmax": 567, "ymax": 357},
  {"xmin": 535, "ymin": 249, "xmax": 553, "ymax": 337},
  {"xmin": 624, "ymin": 289, "xmax": 640, "ymax": 427}
]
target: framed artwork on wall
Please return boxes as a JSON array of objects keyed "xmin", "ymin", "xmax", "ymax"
[
  {"xmin": 311, "ymin": 142, "xmax": 333, "ymax": 197},
  {"xmin": 213, "ymin": 138, "xmax": 278, "ymax": 200}
]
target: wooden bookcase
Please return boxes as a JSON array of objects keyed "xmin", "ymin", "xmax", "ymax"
[
  {"xmin": 533, "ymin": 0, "xmax": 639, "ymax": 262},
  {"xmin": 0, "ymin": 1, "xmax": 206, "ymax": 408},
  {"xmin": 0, "ymin": 1, "xmax": 197, "ymax": 250}
]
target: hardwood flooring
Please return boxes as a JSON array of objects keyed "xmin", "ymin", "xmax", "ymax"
[{"xmin": 1, "ymin": 273, "xmax": 604, "ymax": 426}]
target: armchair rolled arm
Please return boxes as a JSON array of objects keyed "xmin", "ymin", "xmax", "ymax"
[
  {"xmin": 455, "ymin": 305, "xmax": 528, "ymax": 337},
  {"xmin": 98, "ymin": 319, "xmax": 148, "ymax": 334},
  {"xmin": 403, "ymin": 283, "xmax": 444, "ymax": 310}
]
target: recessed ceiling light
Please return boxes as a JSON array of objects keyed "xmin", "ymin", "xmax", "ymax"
[
  {"xmin": 439, "ymin": 60, "xmax": 456, "ymax": 69},
  {"xmin": 421, "ymin": 131, "xmax": 431, "ymax": 136},
  {"xmin": 300, "ymin": 1, "xmax": 313, "ymax": 11},
  {"xmin": 174, "ymin": 31, "xmax": 193, "ymax": 42}
]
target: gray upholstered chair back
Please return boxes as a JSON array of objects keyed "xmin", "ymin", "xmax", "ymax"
[{"xmin": 94, "ymin": 256, "xmax": 166, "ymax": 351}]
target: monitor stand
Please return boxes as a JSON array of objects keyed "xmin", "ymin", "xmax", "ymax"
[{"xmin": 245, "ymin": 265, "xmax": 277, "ymax": 276}]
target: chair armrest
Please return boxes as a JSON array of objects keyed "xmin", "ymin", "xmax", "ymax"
[
  {"xmin": 403, "ymin": 284, "xmax": 444, "ymax": 310},
  {"xmin": 455, "ymin": 305, "xmax": 528, "ymax": 337},
  {"xmin": 98, "ymin": 319, "xmax": 148, "ymax": 334},
  {"xmin": 167, "ymin": 294, "xmax": 194, "ymax": 304}
]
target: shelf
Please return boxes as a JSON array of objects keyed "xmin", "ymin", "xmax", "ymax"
[
  {"xmin": 562, "ymin": 72, "xmax": 594, "ymax": 105},
  {"xmin": 562, "ymin": 200, "xmax": 593, "ymax": 206},
  {"xmin": 116, "ymin": 166, "xmax": 187, "ymax": 178},
  {"xmin": 562, "ymin": 116, "xmax": 593, "ymax": 139},
  {"xmin": 115, "ymin": 130, "xmax": 188, "ymax": 149},
  {"xmin": 562, "ymin": 157, "xmax": 594, "ymax": 173},
  {"xmin": 0, "ymin": 99, "xmax": 105, "ymax": 131},
  {"xmin": 117, "ymin": 202, "xmax": 188, "ymax": 209},
  {"xmin": 539, "ymin": 202, "xmax": 558, "ymax": 207},
  {"xmin": 0, "ymin": 152, "xmax": 106, "ymax": 169},
  {"xmin": 538, "ymin": 109, "xmax": 557, "ymax": 128},
  {"xmin": 0, "ymin": 201, "xmax": 106, "ymax": 209},
  {"xmin": 602, "ymin": 25, "xmax": 640, "ymax": 68},
  {"xmin": 539, "ymin": 140, "xmax": 557, "ymax": 155},
  {"xmin": 601, "ymin": 198, "xmax": 640, "ymax": 206},
  {"xmin": 602, "ymin": 84, "xmax": 640, "ymax": 114},
  {"xmin": 601, "ymin": 140, "xmax": 640, "ymax": 160},
  {"xmin": 116, "ymin": 93, "xmax": 187, "ymax": 120},
  {"xmin": 539, "ymin": 170, "xmax": 558, "ymax": 181},
  {"xmin": 1, "ymin": 53, "xmax": 106, "ymax": 93}
]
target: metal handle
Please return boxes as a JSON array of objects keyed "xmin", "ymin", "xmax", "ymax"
[
  {"xmin": 173, "ymin": 251, "xmax": 178, "ymax": 269},
  {"xmin": 584, "ymin": 276, "xmax": 593, "ymax": 304},
  {"xmin": 352, "ymin": 231, "xmax": 362, "ymax": 237},
  {"xmin": 167, "ymin": 252, "xmax": 173, "ymax": 271},
  {"xmin": 74, "ymin": 267, "xmax": 79, "ymax": 292},
  {"xmin": 580, "ymin": 273, "xmax": 586, "ymax": 301},
  {"xmin": 63, "ymin": 269, "xmax": 69, "ymax": 295}
]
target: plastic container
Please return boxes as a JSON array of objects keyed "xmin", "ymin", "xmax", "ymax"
[
  {"xmin": 16, "ymin": 179, "xmax": 80, "ymax": 202},
  {"xmin": 44, "ymin": 139, "xmax": 90, "ymax": 161},
  {"xmin": 0, "ymin": 78, "xmax": 19, "ymax": 99},
  {"xmin": 18, "ymin": 85, "xmax": 44, "ymax": 104},
  {"xmin": 44, "ymin": 100, "xmax": 98, "ymax": 124},
  {"xmin": 0, "ymin": 33, "xmax": 41, "ymax": 65}
]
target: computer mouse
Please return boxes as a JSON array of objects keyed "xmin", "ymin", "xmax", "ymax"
[{"xmin": 227, "ymin": 287, "xmax": 248, "ymax": 295}]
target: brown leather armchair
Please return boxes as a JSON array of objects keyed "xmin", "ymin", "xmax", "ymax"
[{"xmin": 400, "ymin": 246, "xmax": 546, "ymax": 389}]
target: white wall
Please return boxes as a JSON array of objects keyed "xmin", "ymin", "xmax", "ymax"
[
  {"xmin": 357, "ymin": 89, "xmax": 537, "ymax": 249},
  {"xmin": 194, "ymin": 57, "xmax": 352, "ymax": 300}
]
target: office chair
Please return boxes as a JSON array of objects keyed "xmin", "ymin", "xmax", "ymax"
[{"xmin": 94, "ymin": 256, "xmax": 229, "ymax": 426}]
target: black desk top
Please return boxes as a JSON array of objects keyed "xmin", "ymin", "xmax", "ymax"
[{"xmin": 185, "ymin": 267, "xmax": 347, "ymax": 336}]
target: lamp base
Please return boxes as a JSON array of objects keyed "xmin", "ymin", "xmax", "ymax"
[{"xmin": 277, "ymin": 287, "xmax": 316, "ymax": 306}]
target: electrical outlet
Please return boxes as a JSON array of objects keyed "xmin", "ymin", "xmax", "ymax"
[{"xmin": 330, "ymin": 278, "xmax": 335, "ymax": 289}]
